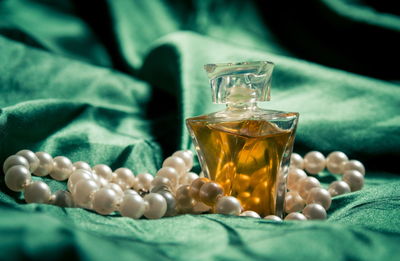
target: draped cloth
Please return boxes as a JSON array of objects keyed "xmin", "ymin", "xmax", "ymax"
[{"xmin": 0, "ymin": 1, "xmax": 399, "ymax": 260}]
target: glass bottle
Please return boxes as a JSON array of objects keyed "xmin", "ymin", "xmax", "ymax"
[{"xmin": 186, "ymin": 61, "xmax": 299, "ymax": 218}]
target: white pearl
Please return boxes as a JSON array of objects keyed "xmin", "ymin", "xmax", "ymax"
[
  {"xmin": 73, "ymin": 179, "xmax": 99, "ymax": 208},
  {"xmin": 326, "ymin": 151, "xmax": 348, "ymax": 174},
  {"xmin": 215, "ymin": 196, "xmax": 241, "ymax": 216},
  {"xmin": 290, "ymin": 153, "xmax": 304, "ymax": 169},
  {"xmin": 143, "ymin": 193, "xmax": 167, "ymax": 219},
  {"xmin": 34, "ymin": 152, "xmax": 54, "ymax": 176},
  {"xmin": 183, "ymin": 150, "xmax": 194, "ymax": 158},
  {"xmin": 284, "ymin": 212, "xmax": 307, "ymax": 221},
  {"xmin": 328, "ymin": 181, "xmax": 351, "ymax": 197},
  {"xmin": 298, "ymin": 177, "xmax": 321, "ymax": 199},
  {"xmin": 105, "ymin": 183, "xmax": 124, "ymax": 200},
  {"xmin": 264, "ymin": 215, "xmax": 282, "ymax": 221},
  {"xmin": 67, "ymin": 169, "xmax": 92, "ymax": 192},
  {"xmin": 92, "ymin": 188, "xmax": 118, "ymax": 215},
  {"xmin": 157, "ymin": 190, "xmax": 177, "ymax": 217},
  {"xmin": 286, "ymin": 168, "xmax": 307, "ymax": 191},
  {"xmin": 151, "ymin": 176, "xmax": 173, "ymax": 193},
  {"xmin": 240, "ymin": 210, "xmax": 261, "ymax": 218},
  {"xmin": 285, "ymin": 191, "xmax": 305, "ymax": 213},
  {"xmin": 302, "ymin": 204, "xmax": 327, "ymax": 220},
  {"xmin": 3, "ymin": 155, "xmax": 30, "ymax": 174},
  {"xmin": 93, "ymin": 164, "xmax": 113, "ymax": 181},
  {"xmin": 306, "ymin": 187, "xmax": 331, "ymax": 210},
  {"xmin": 124, "ymin": 189, "xmax": 138, "ymax": 196},
  {"xmin": 156, "ymin": 167, "xmax": 179, "ymax": 188},
  {"xmin": 5, "ymin": 165, "xmax": 31, "ymax": 192},
  {"xmin": 180, "ymin": 172, "xmax": 199, "ymax": 185},
  {"xmin": 304, "ymin": 151, "xmax": 326, "ymax": 174},
  {"xmin": 342, "ymin": 170, "xmax": 364, "ymax": 191},
  {"xmin": 114, "ymin": 168, "xmax": 135, "ymax": 189},
  {"xmin": 119, "ymin": 194, "xmax": 146, "ymax": 219},
  {"xmin": 172, "ymin": 150, "xmax": 194, "ymax": 171},
  {"xmin": 136, "ymin": 173, "xmax": 154, "ymax": 191},
  {"xmin": 342, "ymin": 160, "xmax": 365, "ymax": 175},
  {"xmin": 97, "ymin": 176, "xmax": 109, "ymax": 188},
  {"xmin": 73, "ymin": 161, "xmax": 92, "ymax": 171},
  {"xmin": 16, "ymin": 150, "xmax": 40, "ymax": 172},
  {"xmin": 24, "ymin": 181, "xmax": 51, "ymax": 204},
  {"xmin": 51, "ymin": 190, "xmax": 74, "ymax": 207},
  {"xmin": 176, "ymin": 185, "xmax": 196, "ymax": 209},
  {"xmin": 162, "ymin": 156, "xmax": 186, "ymax": 176},
  {"xmin": 50, "ymin": 156, "xmax": 74, "ymax": 181}
]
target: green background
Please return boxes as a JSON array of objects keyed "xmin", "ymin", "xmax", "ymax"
[{"xmin": 0, "ymin": 0, "xmax": 399, "ymax": 260}]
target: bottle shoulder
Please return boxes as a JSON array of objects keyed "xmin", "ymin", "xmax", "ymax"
[{"xmin": 186, "ymin": 108, "xmax": 299, "ymax": 123}]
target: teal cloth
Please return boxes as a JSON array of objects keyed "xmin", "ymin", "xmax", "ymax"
[{"xmin": 0, "ymin": 1, "xmax": 399, "ymax": 260}]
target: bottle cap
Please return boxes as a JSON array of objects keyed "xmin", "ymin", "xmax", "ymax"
[{"xmin": 204, "ymin": 61, "xmax": 274, "ymax": 104}]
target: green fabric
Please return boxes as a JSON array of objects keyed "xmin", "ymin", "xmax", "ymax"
[{"xmin": 1, "ymin": 0, "xmax": 399, "ymax": 260}]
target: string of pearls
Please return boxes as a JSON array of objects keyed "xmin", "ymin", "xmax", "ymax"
[{"xmin": 2, "ymin": 149, "xmax": 365, "ymax": 221}]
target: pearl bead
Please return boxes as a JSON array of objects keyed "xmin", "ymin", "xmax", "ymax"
[
  {"xmin": 157, "ymin": 190, "xmax": 177, "ymax": 217},
  {"xmin": 97, "ymin": 176, "xmax": 109, "ymax": 188},
  {"xmin": 120, "ymin": 194, "xmax": 146, "ymax": 219},
  {"xmin": 73, "ymin": 179, "xmax": 99, "ymax": 208},
  {"xmin": 156, "ymin": 167, "xmax": 179, "ymax": 188},
  {"xmin": 302, "ymin": 204, "xmax": 327, "ymax": 220},
  {"xmin": 189, "ymin": 177, "xmax": 209, "ymax": 201},
  {"xmin": 284, "ymin": 191, "xmax": 305, "ymax": 213},
  {"xmin": 172, "ymin": 150, "xmax": 194, "ymax": 171},
  {"xmin": 342, "ymin": 160, "xmax": 365, "ymax": 176},
  {"xmin": 114, "ymin": 168, "xmax": 135, "ymax": 189},
  {"xmin": 162, "ymin": 156, "xmax": 186, "ymax": 176},
  {"xmin": 24, "ymin": 181, "xmax": 51, "ymax": 204},
  {"xmin": 306, "ymin": 187, "xmax": 332, "ymax": 210},
  {"xmin": 5, "ymin": 165, "xmax": 31, "ymax": 192},
  {"xmin": 124, "ymin": 189, "xmax": 138, "ymax": 196},
  {"xmin": 136, "ymin": 173, "xmax": 154, "ymax": 191},
  {"xmin": 34, "ymin": 152, "xmax": 54, "ymax": 176},
  {"xmin": 298, "ymin": 177, "xmax": 321, "ymax": 199},
  {"xmin": 3, "ymin": 155, "xmax": 29, "ymax": 174},
  {"xmin": 264, "ymin": 215, "xmax": 282, "ymax": 221},
  {"xmin": 143, "ymin": 193, "xmax": 167, "ymax": 219},
  {"xmin": 181, "ymin": 172, "xmax": 199, "ymax": 185},
  {"xmin": 67, "ymin": 169, "xmax": 92, "ymax": 192},
  {"xmin": 290, "ymin": 153, "xmax": 304, "ymax": 169},
  {"xmin": 328, "ymin": 181, "xmax": 351, "ymax": 197},
  {"xmin": 284, "ymin": 212, "xmax": 307, "ymax": 221},
  {"xmin": 304, "ymin": 151, "xmax": 326, "ymax": 174},
  {"xmin": 73, "ymin": 161, "xmax": 92, "ymax": 171},
  {"xmin": 93, "ymin": 164, "xmax": 113, "ymax": 181},
  {"xmin": 240, "ymin": 210, "xmax": 261, "ymax": 218},
  {"xmin": 16, "ymin": 150, "xmax": 40, "ymax": 172},
  {"xmin": 286, "ymin": 168, "xmax": 307, "ymax": 191},
  {"xmin": 92, "ymin": 188, "xmax": 118, "ymax": 215},
  {"xmin": 199, "ymin": 181, "xmax": 224, "ymax": 206},
  {"xmin": 193, "ymin": 201, "xmax": 211, "ymax": 213},
  {"xmin": 326, "ymin": 151, "xmax": 348, "ymax": 174},
  {"xmin": 151, "ymin": 176, "xmax": 173, "ymax": 193},
  {"xmin": 342, "ymin": 170, "xmax": 364, "ymax": 191},
  {"xmin": 215, "ymin": 196, "xmax": 241, "ymax": 216},
  {"xmin": 176, "ymin": 185, "xmax": 196, "ymax": 209},
  {"xmin": 51, "ymin": 190, "xmax": 74, "ymax": 207},
  {"xmin": 105, "ymin": 183, "xmax": 124, "ymax": 200},
  {"xmin": 50, "ymin": 156, "xmax": 74, "ymax": 181}
]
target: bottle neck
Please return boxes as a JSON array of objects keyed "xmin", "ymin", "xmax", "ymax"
[{"xmin": 226, "ymin": 102, "xmax": 258, "ymax": 111}]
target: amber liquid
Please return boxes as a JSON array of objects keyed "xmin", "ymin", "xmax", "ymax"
[{"xmin": 187, "ymin": 119, "xmax": 292, "ymax": 217}]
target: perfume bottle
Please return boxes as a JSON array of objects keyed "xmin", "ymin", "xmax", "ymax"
[{"xmin": 186, "ymin": 61, "xmax": 299, "ymax": 217}]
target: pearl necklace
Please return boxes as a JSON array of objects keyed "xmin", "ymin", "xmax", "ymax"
[{"xmin": 2, "ymin": 149, "xmax": 365, "ymax": 221}]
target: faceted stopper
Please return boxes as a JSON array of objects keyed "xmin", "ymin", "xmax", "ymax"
[{"xmin": 204, "ymin": 61, "xmax": 274, "ymax": 104}]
